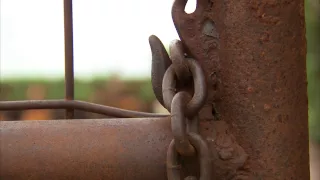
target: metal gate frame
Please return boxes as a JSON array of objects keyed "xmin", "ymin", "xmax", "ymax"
[
  {"xmin": 0, "ymin": 1, "xmax": 174, "ymax": 179},
  {"xmin": 0, "ymin": 0, "xmax": 167, "ymax": 119}
]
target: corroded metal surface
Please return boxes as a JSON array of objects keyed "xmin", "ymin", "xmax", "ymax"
[
  {"xmin": 171, "ymin": 0, "xmax": 210, "ymax": 64},
  {"xmin": 0, "ymin": 117, "xmax": 250, "ymax": 179},
  {"xmin": 0, "ymin": 118, "xmax": 172, "ymax": 179},
  {"xmin": 171, "ymin": 0, "xmax": 309, "ymax": 179}
]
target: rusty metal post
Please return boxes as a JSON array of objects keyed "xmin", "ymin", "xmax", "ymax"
[
  {"xmin": 219, "ymin": 1, "xmax": 309, "ymax": 179},
  {"xmin": 172, "ymin": 0, "xmax": 309, "ymax": 179},
  {"xmin": 63, "ymin": 0, "xmax": 74, "ymax": 119},
  {"xmin": 0, "ymin": 118, "xmax": 174, "ymax": 180}
]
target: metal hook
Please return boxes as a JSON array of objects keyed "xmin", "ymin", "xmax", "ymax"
[
  {"xmin": 149, "ymin": 35, "xmax": 172, "ymax": 107},
  {"xmin": 171, "ymin": 0, "xmax": 209, "ymax": 61}
]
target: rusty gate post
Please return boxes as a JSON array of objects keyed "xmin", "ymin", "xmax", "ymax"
[{"xmin": 174, "ymin": 0, "xmax": 309, "ymax": 179}]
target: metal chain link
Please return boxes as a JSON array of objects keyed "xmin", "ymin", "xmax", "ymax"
[
  {"xmin": 161, "ymin": 39, "xmax": 212, "ymax": 180},
  {"xmin": 169, "ymin": 39, "xmax": 191, "ymax": 81},
  {"xmin": 162, "ymin": 57, "xmax": 207, "ymax": 117},
  {"xmin": 166, "ymin": 133, "xmax": 212, "ymax": 180},
  {"xmin": 170, "ymin": 91, "xmax": 196, "ymax": 156}
]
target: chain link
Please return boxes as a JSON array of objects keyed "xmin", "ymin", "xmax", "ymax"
[
  {"xmin": 169, "ymin": 39, "xmax": 191, "ymax": 81},
  {"xmin": 166, "ymin": 133, "xmax": 212, "ymax": 180},
  {"xmin": 162, "ymin": 57, "xmax": 207, "ymax": 117},
  {"xmin": 170, "ymin": 91, "xmax": 196, "ymax": 156}
]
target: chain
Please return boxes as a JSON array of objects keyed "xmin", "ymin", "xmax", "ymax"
[
  {"xmin": 169, "ymin": 39, "xmax": 190, "ymax": 82},
  {"xmin": 157, "ymin": 38, "xmax": 212, "ymax": 180},
  {"xmin": 148, "ymin": 2, "xmax": 212, "ymax": 178}
]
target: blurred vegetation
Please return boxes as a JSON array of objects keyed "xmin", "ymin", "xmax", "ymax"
[
  {"xmin": 306, "ymin": 0, "xmax": 320, "ymax": 143},
  {"xmin": 0, "ymin": 77, "xmax": 155, "ymax": 103},
  {"xmin": 0, "ymin": 75, "xmax": 163, "ymax": 121}
]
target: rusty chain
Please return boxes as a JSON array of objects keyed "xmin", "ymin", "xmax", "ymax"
[
  {"xmin": 150, "ymin": 4, "xmax": 213, "ymax": 178},
  {"xmin": 150, "ymin": 33, "xmax": 212, "ymax": 179},
  {"xmin": 149, "ymin": 1, "xmax": 212, "ymax": 177},
  {"xmin": 166, "ymin": 47, "xmax": 212, "ymax": 180}
]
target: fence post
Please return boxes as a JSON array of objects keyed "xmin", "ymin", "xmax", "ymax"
[{"xmin": 197, "ymin": 0, "xmax": 309, "ymax": 179}]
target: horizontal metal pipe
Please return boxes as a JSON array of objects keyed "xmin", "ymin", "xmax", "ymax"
[
  {"xmin": 0, "ymin": 118, "xmax": 173, "ymax": 180},
  {"xmin": 0, "ymin": 100, "xmax": 169, "ymax": 118}
]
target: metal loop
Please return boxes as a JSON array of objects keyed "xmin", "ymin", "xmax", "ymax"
[
  {"xmin": 162, "ymin": 58, "xmax": 207, "ymax": 117},
  {"xmin": 169, "ymin": 39, "xmax": 191, "ymax": 81},
  {"xmin": 171, "ymin": 91, "xmax": 196, "ymax": 156},
  {"xmin": 166, "ymin": 133, "xmax": 212, "ymax": 180}
]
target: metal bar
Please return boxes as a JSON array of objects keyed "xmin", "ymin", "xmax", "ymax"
[
  {"xmin": 170, "ymin": 0, "xmax": 309, "ymax": 178},
  {"xmin": 194, "ymin": 0, "xmax": 309, "ymax": 179},
  {"xmin": 0, "ymin": 100, "xmax": 168, "ymax": 118},
  {"xmin": 63, "ymin": 0, "xmax": 74, "ymax": 119},
  {"xmin": 0, "ymin": 118, "xmax": 179, "ymax": 180}
]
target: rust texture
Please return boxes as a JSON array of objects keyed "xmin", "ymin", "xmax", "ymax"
[
  {"xmin": 0, "ymin": 118, "xmax": 250, "ymax": 179},
  {"xmin": 173, "ymin": 0, "xmax": 309, "ymax": 179},
  {"xmin": 0, "ymin": 118, "xmax": 233, "ymax": 179},
  {"xmin": 64, "ymin": 0, "xmax": 75, "ymax": 119},
  {"xmin": 0, "ymin": 118, "xmax": 173, "ymax": 180}
]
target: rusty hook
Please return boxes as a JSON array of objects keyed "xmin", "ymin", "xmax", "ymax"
[
  {"xmin": 171, "ymin": 0, "xmax": 209, "ymax": 62},
  {"xmin": 149, "ymin": 35, "xmax": 172, "ymax": 107}
]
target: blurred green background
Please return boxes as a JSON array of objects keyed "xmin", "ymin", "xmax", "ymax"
[{"xmin": 306, "ymin": 0, "xmax": 320, "ymax": 143}]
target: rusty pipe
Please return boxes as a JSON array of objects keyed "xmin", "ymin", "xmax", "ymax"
[{"xmin": 0, "ymin": 118, "xmax": 175, "ymax": 180}]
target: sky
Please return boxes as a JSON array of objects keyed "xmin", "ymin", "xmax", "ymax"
[{"xmin": 0, "ymin": 0, "xmax": 196, "ymax": 80}]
